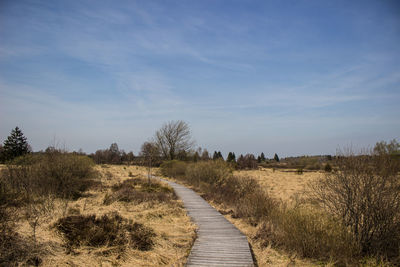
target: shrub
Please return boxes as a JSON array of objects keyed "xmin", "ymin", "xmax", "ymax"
[
  {"xmin": 104, "ymin": 178, "xmax": 176, "ymax": 205},
  {"xmin": 170, "ymin": 158, "xmax": 375, "ymax": 264},
  {"xmin": 160, "ymin": 160, "xmax": 188, "ymax": 178},
  {"xmin": 126, "ymin": 222, "xmax": 157, "ymax": 251},
  {"xmin": 1, "ymin": 151, "xmax": 97, "ymax": 201},
  {"xmin": 0, "ymin": 205, "xmax": 41, "ymax": 266},
  {"xmin": 229, "ymin": 176, "xmax": 275, "ymax": 223},
  {"xmin": 54, "ymin": 213, "xmax": 156, "ymax": 251},
  {"xmin": 255, "ymin": 207, "xmax": 359, "ymax": 263},
  {"xmin": 185, "ymin": 160, "xmax": 232, "ymax": 187},
  {"xmin": 324, "ymin": 163, "xmax": 332, "ymax": 172},
  {"xmin": 310, "ymin": 151, "xmax": 400, "ymax": 261},
  {"xmin": 184, "ymin": 161, "xmax": 275, "ymax": 223}
]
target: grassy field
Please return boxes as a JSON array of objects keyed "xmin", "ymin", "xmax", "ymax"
[
  {"xmin": 5, "ymin": 164, "xmax": 196, "ymax": 266},
  {"xmin": 234, "ymin": 168, "xmax": 323, "ymax": 202}
]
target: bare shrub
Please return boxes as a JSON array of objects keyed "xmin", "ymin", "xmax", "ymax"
[
  {"xmin": 160, "ymin": 160, "xmax": 188, "ymax": 178},
  {"xmin": 229, "ymin": 176, "xmax": 275, "ymax": 223},
  {"xmin": 2, "ymin": 151, "xmax": 97, "ymax": 201},
  {"xmin": 140, "ymin": 141, "xmax": 160, "ymax": 183},
  {"xmin": 310, "ymin": 150, "xmax": 400, "ymax": 261},
  {"xmin": 24, "ymin": 195, "xmax": 54, "ymax": 242},
  {"xmin": 54, "ymin": 213, "xmax": 156, "ymax": 251},
  {"xmin": 0, "ymin": 204, "xmax": 44, "ymax": 266},
  {"xmin": 185, "ymin": 159, "xmax": 232, "ymax": 187},
  {"xmin": 0, "ymin": 150, "xmax": 99, "ymax": 263},
  {"xmin": 184, "ymin": 161, "xmax": 276, "ymax": 223},
  {"xmin": 179, "ymin": 159, "xmax": 363, "ymax": 263},
  {"xmin": 255, "ymin": 207, "xmax": 359, "ymax": 263}
]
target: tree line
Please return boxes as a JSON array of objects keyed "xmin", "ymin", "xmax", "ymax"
[{"xmin": 0, "ymin": 123, "xmax": 298, "ymax": 170}]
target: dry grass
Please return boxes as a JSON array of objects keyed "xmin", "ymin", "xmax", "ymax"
[
  {"xmin": 10, "ymin": 165, "xmax": 196, "ymax": 266},
  {"xmin": 159, "ymin": 163, "xmax": 367, "ymax": 266},
  {"xmin": 234, "ymin": 168, "xmax": 322, "ymax": 202},
  {"xmin": 213, "ymin": 202, "xmax": 324, "ymax": 267},
  {"xmin": 157, "ymin": 166, "xmax": 321, "ymax": 266}
]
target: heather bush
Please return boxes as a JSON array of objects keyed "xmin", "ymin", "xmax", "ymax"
[
  {"xmin": 54, "ymin": 212, "xmax": 156, "ymax": 251},
  {"xmin": 324, "ymin": 163, "xmax": 332, "ymax": 172},
  {"xmin": 104, "ymin": 178, "xmax": 176, "ymax": 205}
]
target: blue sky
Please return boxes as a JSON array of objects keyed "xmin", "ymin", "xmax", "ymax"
[{"xmin": 0, "ymin": 0, "xmax": 399, "ymax": 157}]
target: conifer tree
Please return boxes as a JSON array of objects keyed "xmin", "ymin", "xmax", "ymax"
[
  {"xmin": 237, "ymin": 154, "xmax": 245, "ymax": 169},
  {"xmin": 213, "ymin": 151, "xmax": 218, "ymax": 160},
  {"xmin": 227, "ymin": 152, "xmax": 232, "ymax": 162},
  {"xmin": 274, "ymin": 153, "xmax": 280, "ymax": 162},
  {"xmin": 227, "ymin": 152, "xmax": 236, "ymax": 162},
  {"xmin": 217, "ymin": 151, "xmax": 223, "ymax": 160},
  {"xmin": 260, "ymin": 152, "xmax": 266, "ymax": 161},
  {"xmin": 2, "ymin": 126, "xmax": 30, "ymax": 161}
]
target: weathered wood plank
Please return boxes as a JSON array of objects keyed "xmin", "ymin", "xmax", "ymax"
[{"xmin": 160, "ymin": 179, "xmax": 254, "ymax": 267}]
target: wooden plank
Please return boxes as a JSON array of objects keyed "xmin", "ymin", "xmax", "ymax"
[{"xmin": 159, "ymin": 179, "xmax": 254, "ymax": 267}]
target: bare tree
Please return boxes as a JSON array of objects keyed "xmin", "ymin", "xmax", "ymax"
[
  {"xmin": 154, "ymin": 120, "xmax": 194, "ymax": 160},
  {"xmin": 141, "ymin": 141, "xmax": 160, "ymax": 183},
  {"xmin": 201, "ymin": 149, "xmax": 210, "ymax": 160}
]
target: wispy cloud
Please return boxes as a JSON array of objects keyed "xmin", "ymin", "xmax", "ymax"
[{"xmin": 0, "ymin": 0, "xmax": 399, "ymax": 155}]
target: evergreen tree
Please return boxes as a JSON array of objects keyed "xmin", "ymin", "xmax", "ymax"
[
  {"xmin": 227, "ymin": 152, "xmax": 236, "ymax": 162},
  {"xmin": 213, "ymin": 151, "xmax": 218, "ymax": 160},
  {"xmin": 217, "ymin": 151, "xmax": 223, "ymax": 160},
  {"xmin": 237, "ymin": 154, "xmax": 245, "ymax": 169},
  {"xmin": 274, "ymin": 153, "xmax": 280, "ymax": 162},
  {"xmin": 260, "ymin": 152, "xmax": 266, "ymax": 161},
  {"xmin": 2, "ymin": 126, "xmax": 30, "ymax": 161},
  {"xmin": 257, "ymin": 155, "xmax": 261, "ymax": 163},
  {"xmin": 227, "ymin": 152, "xmax": 232, "ymax": 162}
]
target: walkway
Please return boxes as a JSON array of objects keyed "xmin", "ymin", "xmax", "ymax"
[{"xmin": 160, "ymin": 179, "xmax": 254, "ymax": 267}]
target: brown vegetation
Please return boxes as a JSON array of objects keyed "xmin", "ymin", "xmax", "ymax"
[
  {"xmin": 0, "ymin": 154, "xmax": 195, "ymax": 266},
  {"xmin": 103, "ymin": 178, "xmax": 176, "ymax": 205},
  {"xmin": 160, "ymin": 150, "xmax": 400, "ymax": 265},
  {"xmin": 55, "ymin": 212, "xmax": 156, "ymax": 251},
  {"xmin": 310, "ymin": 151, "xmax": 400, "ymax": 262}
]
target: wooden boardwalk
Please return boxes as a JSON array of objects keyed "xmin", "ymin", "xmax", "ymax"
[{"xmin": 161, "ymin": 179, "xmax": 254, "ymax": 267}]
